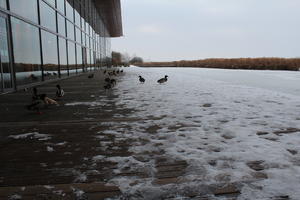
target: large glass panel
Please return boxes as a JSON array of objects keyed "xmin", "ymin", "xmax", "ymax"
[
  {"xmin": 75, "ymin": 27, "xmax": 81, "ymax": 43},
  {"xmin": 65, "ymin": 0, "xmax": 73, "ymax": 21},
  {"xmin": 10, "ymin": 0, "xmax": 38, "ymax": 23},
  {"xmin": 68, "ymin": 41, "xmax": 76, "ymax": 74},
  {"xmin": 0, "ymin": 17, "xmax": 12, "ymax": 90},
  {"xmin": 45, "ymin": 0, "xmax": 56, "ymax": 7},
  {"xmin": 41, "ymin": 30, "xmax": 58, "ymax": 80},
  {"xmin": 57, "ymin": 0, "xmax": 65, "ymax": 15},
  {"xmin": 81, "ymin": 17, "xmax": 84, "ymax": 30},
  {"xmin": 58, "ymin": 14, "xmax": 66, "ymax": 36},
  {"xmin": 75, "ymin": 10, "xmax": 80, "ymax": 27},
  {"xmin": 40, "ymin": 1, "xmax": 56, "ymax": 31},
  {"xmin": 86, "ymin": 48, "xmax": 90, "ymax": 71},
  {"xmin": 67, "ymin": 20, "xmax": 74, "ymax": 40},
  {"xmin": 81, "ymin": 31, "xmax": 85, "ymax": 46},
  {"xmin": 76, "ymin": 45, "xmax": 82, "ymax": 72},
  {"xmin": 0, "ymin": 0, "xmax": 7, "ymax": 9},
  {"xmin": 58, "ymin": 37, "xmax": 68, "ymax": 76},
  {"xmin": 11, "ymin": 17, "xmax": 42, "ymax": 85}
]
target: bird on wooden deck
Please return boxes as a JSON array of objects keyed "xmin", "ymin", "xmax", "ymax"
[
  {"xmin": 110, "ymin": 79, "xmax": 116, "ymax": 86},
  {"xmin": 104, "ymin": 83, "xmax": 111, "ymax": 90},
  {"xmin": 55, "ymin": 84, "xmax": 64, "ymax": 99},
  {"xmin": 88, "ymin": 74, "xmax": 94, "ymax": 78},
  {"xmin": 139, "ymin": 76, "xmax": 145, "ymax": 83},
  {"xmin": 157, "ymin": 75, "xmax": 168, "ymax": 84}
]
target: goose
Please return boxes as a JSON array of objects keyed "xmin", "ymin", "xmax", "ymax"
[
  {"xmin": 88, "ymin": 74, "xmax": 94, "ymax": 78},
  {"xmin": 139, "ymin": 76, "xmax": 145, "ymax": 83},
  {"xmin": 157, "ymin": 75, "xmax": 168, "ymax": 84}
]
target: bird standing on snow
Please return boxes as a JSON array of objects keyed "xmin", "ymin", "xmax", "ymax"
[
  {"xmin": 139, "ymin": 76, "xmax": 145, "ymax": 83},
  {"xmin": 157, "ymin": 75, "xmax": 168, "ymax": 84}
]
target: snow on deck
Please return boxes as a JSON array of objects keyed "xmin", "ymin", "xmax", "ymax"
[{"xmin": 99, "ymin": 66, "xmax": 300, "ymax": 199}]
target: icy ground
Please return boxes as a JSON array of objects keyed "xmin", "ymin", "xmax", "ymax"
[{"xmin": 85, "ymin": 67, "xmax": 300, "ymax": 199}]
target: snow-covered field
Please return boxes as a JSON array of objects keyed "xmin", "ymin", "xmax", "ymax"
[{"xmin": 99, "ymin": 66, "xmax": 299, "ymax": 199}]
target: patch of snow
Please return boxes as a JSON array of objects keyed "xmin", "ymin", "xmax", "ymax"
[
  {"xmin": 9, "ymin": 194, "xmax": 22, "ymax": 200},
  {"xmin": 65, "ymin": 102, "xmax": 105, "ymax": 106},
  {"xmin": 47, "ymin": 146, "xmax": 54, "ymax": 152},
  {"xmin": 8, "ymin": 132, "xmax": 51, "ymax": 141}
]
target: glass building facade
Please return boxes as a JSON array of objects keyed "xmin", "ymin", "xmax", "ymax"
[{"xmin": 0, "ymin": 0, "xmax": 121, "ymax": 93}]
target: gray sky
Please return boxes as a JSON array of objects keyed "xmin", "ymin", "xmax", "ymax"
[{"xmin": 111, "ymin": 0, "xmax": 300, "ymax": 62}]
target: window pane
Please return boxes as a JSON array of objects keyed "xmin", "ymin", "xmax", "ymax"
[
  {"xmin": 66, "ymin": 0, "xmax": 73, "ymax": 21},
  {"xmin": 41, "ymin": 30, "xmax": 58, "ymax": 80},
  {"xmin": 40, "ymin": 1, "xmax": 56, "ymax": 31},
  {"xmin": 68, "ymin": 41, "xmax": 76, "ymax": 74},
  {"xmin": 11, "ymin": 17, "xmax": 42, "ymax": 85},
  {"xmin": 75, "ymin": 10, "xmax": 80, "ymax": 27},
  {"xmin": 76, "ymin": 45, "xmax": 82, "ymax": 72},
  {"xmin": 0, "ymin": 17, "xmax": 12, "ymax": 89},
  {"xmin": 45, "ymin": 0, "xmax": 56, "ymax": 7},
  {"xmin": 0, "ymin": 0, "xmax": 7, "ymax": 9},
  {"xmin": 58, "ymin": 14, "xmax": 66, "ymax": 36},
  {"xmin": 81, "ymin": 31, "xmax": 85, "ymax": 46},
  {"xmin": 67, "ymin": 20, "xmax": 74, "ymax": 40},
  {"xmin": 75, "ymin": 27, "xmax": 81, "ymax": 43},
  {"xmin": 58, "ymin": 37, "xmax": 68, "ymax": 76},
  {"xmin": 10, "ymin": 0, "xmax": 38, "ymax": 22},
  {"xmin": 57, "ymin": 0, "xmax": 65, "ymax": 15}
]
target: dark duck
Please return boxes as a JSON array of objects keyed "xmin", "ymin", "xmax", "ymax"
[
  {"xmin": 139, "ymin": 76, "xmax": 145, "ymax": 83},
  {"xmin": 157, "ymin": 75, "xmax": 168, "ymax": 84}
]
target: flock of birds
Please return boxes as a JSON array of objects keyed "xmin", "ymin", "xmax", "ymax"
[
  {"xmin": 26, "ymin": 68, "xmax": 169, "ymax": 114},
  {"xmin": 88, "ymin": 69, "xmax": 169, "ymax": 91}
]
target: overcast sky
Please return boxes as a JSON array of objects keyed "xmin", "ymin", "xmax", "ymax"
[{"xmin": 111, "ymin": 0, "xmax": 300, "ymax": 62}]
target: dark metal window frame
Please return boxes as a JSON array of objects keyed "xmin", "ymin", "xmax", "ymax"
[{"xmin": 0, "ymin": 0, "xmax": 108, "ymax": 92}]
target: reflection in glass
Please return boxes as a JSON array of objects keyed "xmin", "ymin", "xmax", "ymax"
[
  {"xmin": 11, "ymin": 17, "xmax": 42, "ymax": 85},
  {"xmin": 82, "ymin": 31, "xmax": 85, "ymax": 46},
  {"xmin": 67, "ymin": 21, "xmax": 74, "ymax": 40},
  {"xmin": 75, "ymin": 10, "xmax": 80, "ymax": 27},
  {"xmin": 10, "ymin": 0, "xmax": 38, "ymax": 23},
  {"xmin": 0, "ymin": 0, "xmax": 7, "ymax": 9},
  {"xmin": 58, "ymin": 37, "xmax": 68, "ymax": 76},
  {"xmin": 76, "ymin": 45, "xmax": 83, "ymax": 72},
  {"xmin": 68, "ymin": 41, "xmax": 76, "ymax": 74},
  {"xmin": 75, "ymin": 27, "xmax": 81, "ymax": 43},
  {"xmin": 58, "ymin": 14, "xmax": 66, "ymax": 36},
  {"xmin": 0, "ymin": 17, "xmax": 12, "ymax": 90},
  {"xmin": 40, "ymin": 1, "xmax": 56, "ymax": 31},
  {"xmin": 41, "ymin": 31, "xmax": 58, "ymax": 80},
  {"xmin": 45, "ymin": 0, "xmax": 55, "ymax": 7},
  {"xmin": 57, "ymin": 0, "xmax": 65, "ymax": 14},
  {"xmin": 66, "ymin": 0, "xmax": 73, "ymax": 21}
]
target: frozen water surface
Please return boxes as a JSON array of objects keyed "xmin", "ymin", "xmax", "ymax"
[{"xmin": 96, "ymin": 67, "xmax": 300, "ymax": 199}]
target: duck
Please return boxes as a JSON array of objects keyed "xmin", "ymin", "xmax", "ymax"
[
  {"xmin": 157, "ymin": 75, "xmax": 168, "ymax": 84},
  {"xmin": 110, "ymin": 79, "xmax": 116, "ymax": 86},
  {"xmin": 139, "ymin": 76, "xmax": 145, "ymax": 83},
  {"xmin": 55, "ymin": 84, "xmax": 64, "ymax": 99},
  {"xmin": 104, "ymin": 83, "xmax": 111, "ymax": 90},
  {"xmin": 88, "ymin": 74, "xmax": 94, "ymax": 78},
  {"xmin": 105, "ymin": 77, "xmax": 111, "ymax": 83}
]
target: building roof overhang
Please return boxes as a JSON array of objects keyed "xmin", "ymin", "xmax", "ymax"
[{"xmin": 94, "ymin": 0, "xmax": 123, "ymax": 37}]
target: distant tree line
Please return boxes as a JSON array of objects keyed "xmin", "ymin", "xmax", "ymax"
[
  {"xmin": 139, "ymin": 58, "xmax": 300, "ymax": 71},
  {"xmin": 112, "ymin": 51, "xmax": 143, "ymax": 67}
]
